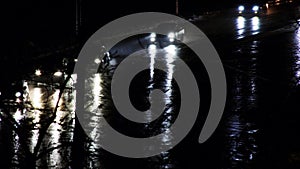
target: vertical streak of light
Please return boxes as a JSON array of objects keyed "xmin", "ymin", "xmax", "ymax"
[
  {"xmin": 295, "ymin": 29, "xmax": 300, "ymax": 85},
  {"xmin": 251, "ymin": 16, "xmax": 260, "ymax": 35},
  {"xmin": 51, "ymin": 89, "xmax": 61, "ymax": 108},
  {"xmin": 88, "ymin": 73, "xmax": 103, "ymax": 150},
  {"xmin": 237, "ymin": 16, "xmax": 246, "ymax": 39},
  {"xmin": 12, "ymin": 131, "xmax": 20, "ymax": 166},
  {"xmin": 148, "ymin": 44, "xmax": 157, "ymax": 80},
  {"xmin": 151, "ymin": 44, "xmax": 178, "ymax": 169},
  {"xmin": 30, "ymin": 87, "xmax": 43, "ymax": 109},
  {"xmin": 28, "ymin": 86, "xmax": 42, "ymax": 153}
]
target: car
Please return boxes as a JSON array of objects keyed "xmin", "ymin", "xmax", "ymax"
[
  {"xmin": 146, "ymin": 22, "xmax": 185, "ymax": 48},
  {"xmin": 237, "ymin": 3, "xmax": 262, "ymax": 16}
]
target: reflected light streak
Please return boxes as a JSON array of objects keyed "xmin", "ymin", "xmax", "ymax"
[
  {"xmin": 164, "ymin": 45, "xmax": 177, "ymax": 55},
  {"xmin": 27, "ymin": 86, "xmax": 44, "ymax": 152},
  {"xmin": 152, "ymin": 44, "xmax": 177, "ymax": 169},
  {"xmin": 51, "ymin": 89, "xmax": 61, "ymax": 108},
  {"xmin": 164, "ymin": 45, "xmax": 177, "ymax": 89},
  {"xmin": 23, "ymin": 81, "xmax": 29, "ymax": 102},
  {"xmin": 225, "ymin": 114, "xmax": 259, "ymax": 167},
  {"xmin": 251, "ymin": 16, "xmax": 260, "ymax": 34},
  {"xmin": 161, "ymin": 44, "xmax": 177, "ymax": 147},
  {"xmin": 237, "ymin": 16, "xmax": 245, "ymax": 30},
  {"xmin": 13, "ymin": 109, "xmax": 23, "ymax": 123},
  {"xmin": 148, "ymin": 44, "xmax": 157, "ymax": 80},
  {"xmin": 92, "ymin": 74, "xmax": 102, "ymax": 110},
  {"xmin": 12, "ymin": 131, "xmax": 21, "ymax": 164},
  {"xmin": 30, "ymin": 87, "xmax": 43, "ymax": 109},
  {"xmin": 30, "ymin": 129, "xmax": 39, "ymax": 153},
  {"xmin": 224, "ymin": 63, "xmax": 259, "ymax": 167},
  {"xmin": 237, "ymin": 16, "xmax": 246, "ymax": 39},
  {"xmin": 88, "ymin": 73, "xmax": 103, "ymax": 149},
  {"xmin": 238, "ymin": 29, "xmax": 245, "ymax": 36},
  {"xmin": 166, "ymin": 54, "xmax": 175, "ymax": 84},
  {"xmin": 295, "ymin": 29, "xmax": 300, "ymax": 84},
  {"xmin": 48, "ymin": 122, "xmax": 62, "ymax": 167},
  {"xmin": 49, "ymin": 86, "xmax": 76, "ymax": 167}
]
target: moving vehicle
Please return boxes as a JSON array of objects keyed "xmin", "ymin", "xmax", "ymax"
[{"xmin": 237, "ymin": 1, "xmax": 266, "ymax": 16}]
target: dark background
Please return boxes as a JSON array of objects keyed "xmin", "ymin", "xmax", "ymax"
[
  {"xmin": 1, "ymin": 0, "xmax": 267, "ymax": 80},
  {"xmin": 2, "ymin": 0, "xmax": 246, "ymax": 48}
]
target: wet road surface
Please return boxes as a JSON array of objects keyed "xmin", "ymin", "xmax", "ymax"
[{"xmin": 1, "ymin": 3, "xmax": 300, "ymax": 169}]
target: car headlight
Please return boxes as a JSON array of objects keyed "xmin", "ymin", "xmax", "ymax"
[
  {"xmin": 238, "ymin": 5, "xmax": 245, "ymax": 11},
  {"xmin": 150, "ymin": 33, "xmax": 156, "ymax": 42},
  {"xmin": 168, "ymin": 32, "xmax": 175, "ymax": 42},
  {"xmin": 252, "ymin": 5, "xmax": 259, "ymax": 11}
]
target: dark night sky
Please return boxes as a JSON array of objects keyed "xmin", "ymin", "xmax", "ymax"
[{"xmin": 2, "ymin": 0, "xmax": 258, "ymax": 56}]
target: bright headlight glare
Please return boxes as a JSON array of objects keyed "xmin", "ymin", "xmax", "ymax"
[
  {"xmin": 238, "ymin": 5, "xmax": 245, "ymax": 11},
  {"xmin": 54, "ymin": 71, "xmax": 63, "ymax": 77},
  {"xmin": 150, "ymin": 33, "xmax": 156, "ymax": 38},
  {"xmin": 150, "ymin": 33, "xmax": 156, "ymax": 42},
  {"xmin": 168, "ymin": 32, "xmax": 175, "ymax": 39},
  {"xmin": 252, "ymin": 6, "xmax": 259, "ymax": 11}
]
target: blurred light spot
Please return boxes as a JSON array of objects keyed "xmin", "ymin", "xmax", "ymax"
[
  {"xmin": 176, "ymin": 29, "xmax": 185, "ymax": 41},
  {"xmin": 54, "ymin": 71, "xmax": 63, "ymax": 77},
  {"xmin": 94, "ymin": 58, "xmax": 101, "ymax": 64},
  {"xmin": 238, "ymin": 5, "xmax": 245, "ymax": 11},
  {"xmin": 93, "ymin": 74, "xmax": 102, "ymax": 105},
  {"xmin": 35, "ymin": 69, "xmax": 42, "ymax": 76},
  {"xmin": 148, "ymin": 44, "xmax": 157, "ymax": 79},
  {"xmin": 15, "ymin": 92, "xmax": 21, "ymax": 98},
  {"xmin": 252, "ymin": 5, "xmax": 259, "ymax": 12},
  {"xmin": 13, "ymin": 109, "xmax": 23, "ymax": 122},
  {"xmin": 16, "ymin": 98, "xmax": 22, "ymax": 103},
  {"xmin": 168, "ymin": 32, "xmax": 175, "ymax": 42},
  {"xmin": 148, "ymin": 44, "xmax": 157, "ymax": 52},
  {"xmin": 150, "ymin": 33, "xmax": 156, "ymax": 38},
  {"xmin": 30, "ymin": 87, "xmax": 43, "ymax": 109},
  {"xmin": 237, "ymin": 16, "xmax": 245, "ymax": 29},
  {"xmin": 237, "ymin": 16, "xmax": 246, "ymax": 39},
  {"xmin": 150, "ymin": 33, "xmax": 156, "ymax": 42},
  {"xmin": 164, "ymin": 45, "xmax": 177, "ymax": 55},
  {"xmin": 251, "ymin": 16, "xmax": 260, "ymax": 35},
  {"xmin": 70, "ymin": 74, "xmax": 78, "ymax": 85}
]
